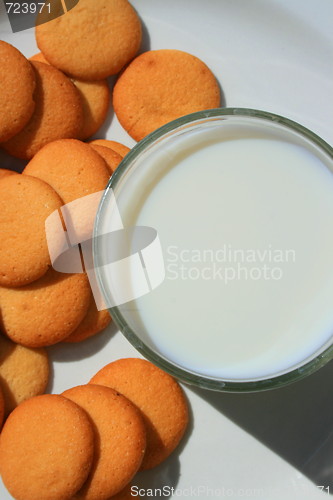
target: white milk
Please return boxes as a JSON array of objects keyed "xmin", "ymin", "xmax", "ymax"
[{"xmin": 109, "ymin": 120, "xmax": 333, "ymax": 381}]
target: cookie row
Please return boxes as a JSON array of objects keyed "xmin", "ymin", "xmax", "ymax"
[
  {"xmin": 30, "ymin": 51, "xmax": 112, "ymax": 142},
  {"xmin": 0, "ymin": 138, "xmax": 124, "ymax": 347},
  {"xmin": 0, "ymin": 0, "xmax": 141, "ymax": 155},
  {"xmin": 0, "ymin": 358, "xmax": 189, "ymax": 500},
  {"xmin": 0, "ymin": 40, "xmax": 114, "ymax": 159}
]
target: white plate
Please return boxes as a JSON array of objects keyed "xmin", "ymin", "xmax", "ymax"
[{"xmin": 1, "ymin": 1, "xmax": 333, "ymax": 498}]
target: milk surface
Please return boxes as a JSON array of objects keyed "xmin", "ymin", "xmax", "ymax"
[{"xmin": 114, "ymin": 124, "xmax": 333, "ymax": 381}]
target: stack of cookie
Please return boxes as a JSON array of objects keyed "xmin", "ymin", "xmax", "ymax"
[
  {"xmin": 0, "ymin": 358, "xmax": 189, "ymax": 500},
  {"xmin": 0, "ymin": 0, "xmax": 143, "ymax": 158},
  {"xmin": 0, "ymin": 158, "xmax": 112, "ymax": 347}
]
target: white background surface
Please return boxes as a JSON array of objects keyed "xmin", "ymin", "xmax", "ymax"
[{"xmin": 0, "ymin": 0, "xmax": 333, "ymax": 498}]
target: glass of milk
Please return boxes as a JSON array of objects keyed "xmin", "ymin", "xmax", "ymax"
[{"xmin": 94, "ymin": 108, "xmax": 333, "ymax": 392}]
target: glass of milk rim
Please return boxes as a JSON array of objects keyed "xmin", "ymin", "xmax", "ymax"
[{"xmin": 94, "ymin": 108, "xmax": 333, "ymax": 392}]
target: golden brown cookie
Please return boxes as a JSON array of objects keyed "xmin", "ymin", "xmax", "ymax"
[
  {"xmin": 36, "ymin": 0, "xmax": 142, "ymax": 80},
  {"xmin": 0, "ymin": 168, "xmax": 17, "ymax": 179},
  {"xmin": 0, "ymin": 41, "xmax": 36, "ymax": 143},
  {"xmin": 0, "ymin": 174, "xmax": 63, "ymax": 287},
  {"xmin": 90, "ymin": 358, "xmax": 189, "ymax": 469},
  {"xmin": 0, "ymin": 394, "xmax": 95, "ymax": 500},
  {"xmin": 29, "ymin": 52, "xmax": 48, "ymax": 64},
  {"xmin": 90, "ymin": 144, "xmax": 122, "ymax": 174},
  {"xmin": 2, "ymin": 61, "xmax": 83, "ymax": 159},
  {"xmin": 89, "ymin": 140, "xmax": 131, "ymax": 158},
  {"xmin": 64, "ymin": 298, "xmax": 111, "ymax": 343},
  {"xmin": 0, "ymin": 268, "xmax": 91, "ymax": 347},
  {"xmin": 0, "ymin": 334, "xmax": 49, "ymax": 415},
  {"xmin": 75, "ymin": 79, "xmax": 110, "ymax": 140},
  {"xmin": 113, "ymin": 49, "xmax": 221, "ymax": 141},
  {"xmin": 0, "ymin": 383, "xmax": 4, "ymax": 429},
  {"xmin": 24, "ymin": 138, "xmax": 110, "ymax": 204},
  {"xmin": 62, "ymin": 384, "xmax": 146, "ymax": 500},
  {"xmin": 30, "ymin": 53, "xmax": 111, "ymax": 140}
]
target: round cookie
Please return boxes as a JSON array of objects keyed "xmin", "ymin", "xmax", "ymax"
[
  {"xmin": 24, "ymin": 139, "xmax": 110, "ymax": 204},
  {"xmin": 30, "ymin": 53, "xmax": 111, "ymax": 140},
  {"xmin": 0, "ymin": 383, "xmax": 4, "ymax": 429},
  {"xmin": 90, "ymin": 145, "xmax": 122, "ymax": 174},
  {"xmin": 62, "ymin": 384, "xmax": 146, "ymax": 500},
  {"xmin": 75, "ymin": 79, "xmax": 110, "ymax": 140},
  {"xmin": 64, "ymin": 299, "xmax": 111, "ymax": 343},
  {"xmin": 0, "ymin": 334, "xmax": 49, "ymax": 415},
  {"xmin": 89, "ymin": 140, "xmax": 131, "ymax": 158},
  {"xmin": 0, "ymin": 41, "xmax": 36, "ymax": 142},
  {"xmin": 0, "ymin": 168, "xmax": 17, "ymax": 179},
  {"xmin": 0, "ymin": 268, "xmax": 91, "ymax": 347},
  {"xmin": 35, "ymin": 0, "xmax": 142, "ymax": 80},
  {"xmin": 2, "ymin": 61, "xmax": 83, "ymax": 159},
  {"xmin": 90, "ymin": 358, "xmax": 189, "ymax": 469},
  {"xmin": 113, "ymin": 49, "xmax": 221, "ymax": 141},
  {"xmin": 0, "ymin": 394, "xmax": 95, "ymax": 500},
  {"xmin": 0, "ymin": 174, "xmax": 63, "ymax": 287}
]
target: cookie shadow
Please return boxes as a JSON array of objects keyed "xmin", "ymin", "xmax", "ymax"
[
  {"xmin": 48, "ymin": 320, "xmax": 117, "ymax": 363},
  {"xmin": 189, "ymin": 359, "xmax": 333, "ymax": 493},
  {"xmin": 131, "ymin": 388, "xmax": 194, "ymax": 496},
  {"xmin": 218, "ymin": 80, "xmax": 226, "ymax": 108},
  {"xmin": 45, "ymin": 353, "xmax": 55, "ymax": 394},
  {"xmin": 0, "ymin": 148, "xmax": 27, "ymax": 173},
  {"xmin": 133, "ymin": 456, "xmax": 180, "ymax": 498},
  {"xmin": 139, "ymin": 18, "xmax": 151, "ymax": 54},
  {"xmin": 89, "ymin": 76, "xmax": 116, "ymax": 141}
]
